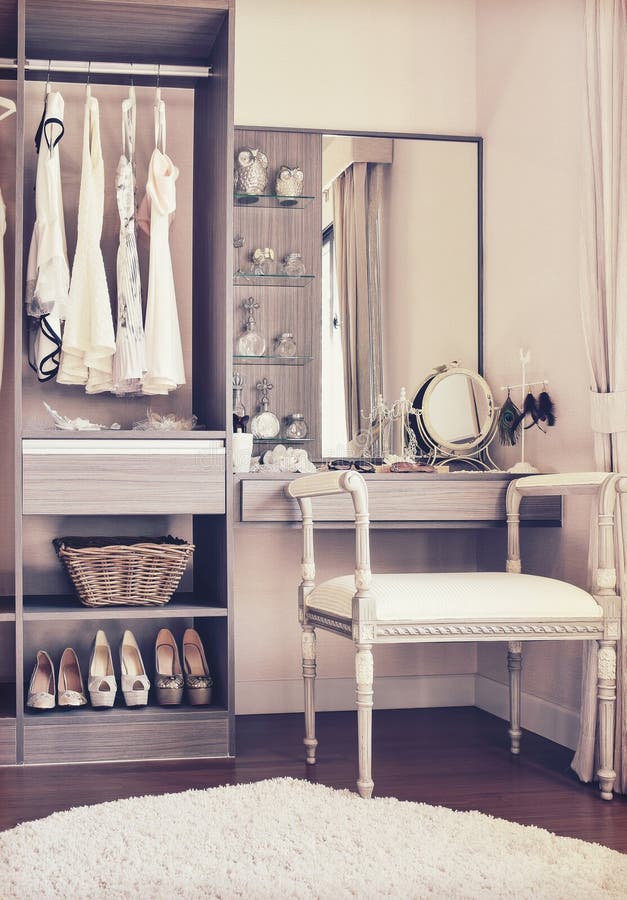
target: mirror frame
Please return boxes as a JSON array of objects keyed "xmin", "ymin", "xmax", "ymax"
[{"xmin": 418, "ymin": 367, "xmax": 495, "ymax": 454}]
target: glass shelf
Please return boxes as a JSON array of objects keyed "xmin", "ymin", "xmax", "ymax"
[
  {"xmin": 252, "ymin": 437, "xmax": 313, "ymax": 443},
  {"xmin": 233, "ymin": 354, "xmax": 313, "ymax": 366},
  {"xmin": 234, "ymin": 193, "xmax": 315, "ymax": 209},
  {"xmin": 233, "ymin": 272, "xmax": 315, "ymax": 288}
]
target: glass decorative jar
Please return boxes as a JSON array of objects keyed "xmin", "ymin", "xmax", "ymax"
[
  {"xmin": 250, "ymin": 247, "xmax": 274, "ymax": 275},
  {"xmin": 236, "ymin": 297, "xmax": 266, "ymax": 356},
  {"xmin": 275, "ymin": 333, "xmax": 297, "ymax": 357},
  {"xmin": 280, "ymin": 252, "xmax": 307, "ymax": 277},
  {"xmin": 251, "ymin": 378, "xmax": 281, "ymax": 440},
  {"xmin": 284, "ymin": 412, "xmax": 308, "ymax": 440}
]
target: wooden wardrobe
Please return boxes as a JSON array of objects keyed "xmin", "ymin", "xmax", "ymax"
[{"xmin": 0, "ymin": 0, "xmax": 235, "ymax": 765}]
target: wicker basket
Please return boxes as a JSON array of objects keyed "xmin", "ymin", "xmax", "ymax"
[{"xmin": 53, "ymin": 536, "xmax": 195, "ymax": 608}]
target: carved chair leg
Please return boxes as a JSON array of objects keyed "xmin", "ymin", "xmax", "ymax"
[
  {"xmin": 355, "ymin": 643, "xmax": 374, "ymax": 799},
  {"xmin": 301, "ymin": 626, "xmax": 317, "ymax": 765},
  {"xmin": 507, "ymin": 641, "xmax": 522, "ymax": 755},
  {"xmin": 596, "ymin": 639, "xmax": 617, "ymax": 801}
]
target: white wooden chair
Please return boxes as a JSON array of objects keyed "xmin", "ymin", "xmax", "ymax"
[{"xmin": 286, "ymin": 471, "xmax": 623, "ymax": 801}]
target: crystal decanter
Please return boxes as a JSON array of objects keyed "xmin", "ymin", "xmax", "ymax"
[
  {"xmin": 236, "ymin": 297, "xmax": 266, "ymax": 357},
  {"xmin": 250, "ymin": 378, "xmax": 280, "ymax": 439}
]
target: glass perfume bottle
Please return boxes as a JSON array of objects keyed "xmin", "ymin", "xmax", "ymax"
[
  {"xmin": 251, "ymin": 378, "xmax": 280, "ymax": 439},
  {"xmin": 284, "ymin": 412, "xmax": 308, "ymax": 440},
  {"xmin": 236, "ymin": 297, "xmax": 266, "ymax": 356},
  {"xmin": 280, "ymin": 252, "xmax": 307, "ymax": 276},
  {"xmin": 232, "ymin": 371, "xmax": 249, "ymax": 432},
  {"xmin": 275, "ymin": 333, "xmax": 297, "ymax": 357}
]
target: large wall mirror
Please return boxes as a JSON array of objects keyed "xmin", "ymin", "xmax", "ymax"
[{"xmin": 320, "ymin": 131, "xmax": 482, "ymax": 457}]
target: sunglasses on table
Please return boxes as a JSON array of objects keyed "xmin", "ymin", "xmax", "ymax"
[{"xmin": 327, "ymin": 459, "xmax": 376, "ymax": 473}]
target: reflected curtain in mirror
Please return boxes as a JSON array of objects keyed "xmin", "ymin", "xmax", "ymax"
[{"xmin": 333, "ymin": 162, "xmax": 384, "ymax": 440}]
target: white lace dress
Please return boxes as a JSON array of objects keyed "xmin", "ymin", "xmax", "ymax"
[
  {"xmin": 138, "ymin": 98, "xmax": 185, "ymax": 395},
  {"xmin": 58, "ymin": 91, "xmax": 115, "ymax": 393},
  {"xmin": 112, "ymin": 87, "xmax": 146, "ymax": 395},
  {"xmin": 25, "ymin": 90, "xmax": 69, "ymax": 382}
]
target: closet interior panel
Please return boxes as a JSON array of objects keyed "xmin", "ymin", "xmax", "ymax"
[
  {"xmin": 0, "ymin": 0, "xmax": 17, "ymax": 763},
  {"xmin": 5, "ymin": 0, "xmax": 235, "ymax": 765},
  {"xmin": 233, "ymin": 127, "xmax": 322, "ymax": 459},
  {"xmin": 20, "ymin": 82, "xmax": 195, "ymax": 431}
]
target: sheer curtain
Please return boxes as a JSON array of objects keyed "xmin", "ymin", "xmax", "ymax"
[
  {"xmin": 572, "ymin": 0, "xmax": 627, "ymax": 794},
  {"xmin": 333, "ymin": 163, "xmax": 383, "ymax": 442}
]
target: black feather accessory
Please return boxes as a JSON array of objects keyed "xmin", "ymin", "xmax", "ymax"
[
  {"xmin": 537, "ymin": 390, "xmax": 556, "ymax": 426},
  {"xmin": 497, "ymin": 391, "xmax": 522, "ymax": 446}
]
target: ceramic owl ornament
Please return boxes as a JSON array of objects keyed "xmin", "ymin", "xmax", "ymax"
[
  {"xmin": 275, "ymin": 164, "xmax": 304, "ymax": 200},
  {"xmin": 235, "ymin": 147, "xmax": 269, "ymax": 195}
]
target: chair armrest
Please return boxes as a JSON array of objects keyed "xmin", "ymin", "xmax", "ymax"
[{"xmin": 286, "ymin": 469, "xmax": 362, "ymax": 500}]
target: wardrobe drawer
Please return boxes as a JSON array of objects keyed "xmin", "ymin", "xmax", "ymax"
[
  {"xmin": 23, "ymin": 440, "xmax": 225, "ymax": 515},
  {"xmin": 0, "ymin": 720, "xmax": 16, "ymax": 765}
]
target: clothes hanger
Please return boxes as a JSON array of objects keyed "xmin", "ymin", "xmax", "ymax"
[
  {"xmin": 45, "ymin": 58, "xmax": 51, "ymax": 95},
  {"xmin": 85, "ymin": 60, "xmax": 91, "ymax": 98},
  {"xmin": 154, "ymin": 63, "xmax": 166, "ymax": 153}
]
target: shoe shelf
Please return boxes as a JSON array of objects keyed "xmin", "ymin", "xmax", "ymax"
[
  {"xmin": 23, "ymin": 703, "xmax": 228, "ymax": 723},
  {"xmin": 0, "ymin": 597, "xmax": 15, "ymax": 622},
  {"xmin": 22, "ymin": 594, "xmax": 228, "ymax": 621}
]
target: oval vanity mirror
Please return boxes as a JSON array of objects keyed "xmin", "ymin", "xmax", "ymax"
[{"xmin": 409, "ymin": 366, "xmax": 496, "ymax": 463}]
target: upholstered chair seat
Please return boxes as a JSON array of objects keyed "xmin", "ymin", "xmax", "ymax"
[
  {"xmin": 307, "ymin": 572, "xmax": 602, "ymax": 623},
  {"xmin": 287, "ymin": 470, "xmax": 624, "ymax": 802}
]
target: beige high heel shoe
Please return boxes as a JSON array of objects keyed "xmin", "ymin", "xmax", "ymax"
[
  {"xmin": 182, "ymin": 628, "xmax": 213, "ymax": 706},
  {"xmin": 155, "ymin": 628, "xmax": 184, "ymax": 706},
  {"xmin": 120, "ymin": 630, "xmax": 150, "ymax": 707},
  {"xmin": 26, "ymin": 650, "xmax": 55, "ymax": 710},
  {"xmin": 58, "ymin": 648, "xmax": 87, "ymax": 708},
  {"xmin": 88, "ymin": 630, "xmax": 117, "ymax": 708}
]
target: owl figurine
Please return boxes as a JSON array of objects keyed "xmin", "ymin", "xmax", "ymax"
[
  {"xmin": 235, "ymin": 147, "xmax": 269, "ymax": 195},
  {"xmin": 275, "ymin": 164, "xmax": 304, "ymax": 200}
]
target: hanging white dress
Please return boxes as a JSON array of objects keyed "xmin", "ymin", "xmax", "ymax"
[
  {"xmin": 112, "ymin": 87, "xmax": 146, "ymax": 395},
  {"xmin": 0, "ymin": 187, "xmax": 5, "ymax": 390},
  {"xmin": 138, "ymin": 98, "xmax": 185, "ymax": 395},
  {"xmin": 58, "ymin": 91, "xmax": 115, "ymax": 394},
  {"xmin": 25, "ymin": 90, "xmax": 69, "ymax": 382}
]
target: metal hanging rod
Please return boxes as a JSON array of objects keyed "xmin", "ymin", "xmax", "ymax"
[{"xmin": 0, "ymin": 58, "xmax": 211, "ymax": 78}]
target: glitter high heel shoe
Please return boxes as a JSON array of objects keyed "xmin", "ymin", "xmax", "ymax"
[
  {"xmin": 26, "ymin": 650, "xmax": 55, "ymax": 710},
  {"xmin": 155, "ymin": 628, "xmax": 184, "ymax": 706}
]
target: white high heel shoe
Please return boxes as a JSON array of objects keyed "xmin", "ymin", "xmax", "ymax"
[
  {"xmin": 120, "ymin": 630, "xmax": 150, "ymax": 707},
  {"xmin": 88, "ymin": 630, "xmax": 117, "ymax": 708}
]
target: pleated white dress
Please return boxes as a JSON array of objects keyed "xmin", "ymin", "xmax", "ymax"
[
  {"xmin": 25, "ymin": 90, "xmax": 69, "ymax": 382},
  {"xmin": 138, "ymin": 99, "xmax": 185, "ymax": 395},
  {"xmin": 112, "ymin": 87, "xmax": 146, "ymax": 395},
  {"xmin": 58, "ymin": 91, "xmax": 115, "ymax": 393}
]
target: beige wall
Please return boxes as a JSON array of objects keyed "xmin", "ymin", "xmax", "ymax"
[
  {"xmin": 234, "ymin": 0, "xmax": 480, "ymax": 713},
  {"xmin": 476, "ymin": 0, "xmax": 592, "ymax": 724},
  {"xmin": 235, "ymin": 0, "xmax": 597, "ymax": 734}
]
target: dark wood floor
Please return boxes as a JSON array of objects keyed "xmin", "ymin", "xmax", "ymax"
[{"xmin": 1, "ymin": 707, "xmax": 626, "ymax": 851}]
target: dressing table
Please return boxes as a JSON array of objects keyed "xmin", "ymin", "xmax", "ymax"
[{"xmin": 236, "ymin": 472, "xmax": 562, "ymax": 528}]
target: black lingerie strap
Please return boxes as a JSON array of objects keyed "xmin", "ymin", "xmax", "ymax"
[
  {"xmin": 28, "ymin": 315, "xmax": 62, "ymax": 382},
  {"xmin": 34, "ymin": 102, "xmax": 64, "ymax": 155}
]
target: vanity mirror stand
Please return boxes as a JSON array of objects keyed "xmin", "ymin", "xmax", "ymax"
[{"xmin": 408, "ymin": 365, "xmax": 500, "ymax": 471}]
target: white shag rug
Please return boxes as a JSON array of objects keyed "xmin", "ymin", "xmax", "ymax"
[{"xmin": 0, "ymin": 777, "xmax": 625, "ymax": 899}]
